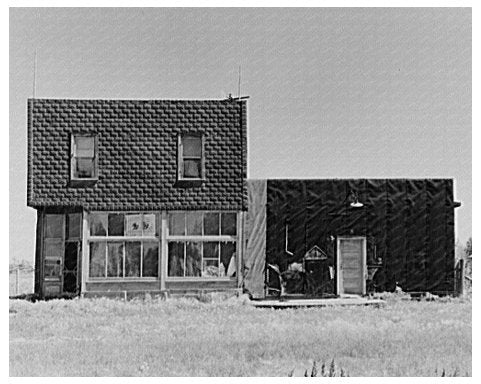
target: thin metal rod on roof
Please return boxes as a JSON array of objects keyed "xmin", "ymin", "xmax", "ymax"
[
  {"xmin": 237, "ymin": 65, "xmax": 241, "ymax": 99},
  {"xmin": 32, "ymin": 49, "xmax": 37, "ymax": 98}
]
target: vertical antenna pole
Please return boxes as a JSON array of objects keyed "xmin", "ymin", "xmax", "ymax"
[
  {"xmin": 33, "ymin": 49, "xmax": 37, "ymax": 98},
  {"xmin": 237, "ymin": 65, "xmax": 241, "ymax": 99},
  {"xmin": 16, "ymin": 267, "xmax": 19, "ymax": 296}
]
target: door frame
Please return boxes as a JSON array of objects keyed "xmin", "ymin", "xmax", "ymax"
[
  {"xmin": 41, "ymin": 213, "xmax": 65, "ymax": 297},
  {"xmin": 336, "ymin": 236, "xmax": 367, "ymax": 296},
  {"xmin": 40, "ymin": 211, "xmax": 83, "ymax": 297}
]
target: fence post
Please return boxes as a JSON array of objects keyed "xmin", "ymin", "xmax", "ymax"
[{"xmin": 459, "ymin": 258, "xmax": 464, "ymax": 297}]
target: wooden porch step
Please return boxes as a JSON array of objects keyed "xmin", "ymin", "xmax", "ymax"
[{"xmin": 252, "ymin": 297, "xmax": 385, "ymax": 308}]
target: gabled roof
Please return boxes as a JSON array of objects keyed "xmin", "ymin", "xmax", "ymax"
[
  {"xmin": 304, "ymin": 245, "xmax": 328, "ymax": 260},
  {"xmin": 27, "ymin": 98, "xmax": 247, "ymax": 210}
]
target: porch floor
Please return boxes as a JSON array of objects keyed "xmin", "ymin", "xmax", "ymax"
[{"xmin": 251, "ymin": 295, "xmax": 385, "ymax": 308}]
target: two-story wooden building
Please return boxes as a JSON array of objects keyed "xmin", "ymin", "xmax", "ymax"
[
  {"xmin": 27, "ymin": 97, "xmax": 460, "ymax": 299},
  {"xmin": 28, "ymin": 98, "xmax": 247, "ymax": 298}
]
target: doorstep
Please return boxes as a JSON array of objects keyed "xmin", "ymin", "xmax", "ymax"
[{"xmin": 251, "ymin": 296, "xmax": 385, "ymax": 308}]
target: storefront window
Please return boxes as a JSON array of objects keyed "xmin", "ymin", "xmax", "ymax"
[
  {"xmin": 167, "ymin": 212, "xmax": 237, "ymax": 278},
  {"xmin": 87, "ymin": 211, "xmax": 237, "ymax": 280},
  {"xmin": 88, "ymin": 212, "xmax": 159, "ymax": 279}
]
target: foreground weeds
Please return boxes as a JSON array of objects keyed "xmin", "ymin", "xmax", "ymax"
[
  {"xmin": 290, "ymin": 359, "xmax": 468, "ymax": 377},
  {"xmin": 288, "ymin": 359, "xmax": 348, "ymax": 377},
  {"xmin": 10, "ymin": 296, "xmax": 471, "ymax": 376}
]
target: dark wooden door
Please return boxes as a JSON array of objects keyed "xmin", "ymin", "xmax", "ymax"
[{"xmin": 42, "ymin": 214, "xmax": 65, "ymax": 296}]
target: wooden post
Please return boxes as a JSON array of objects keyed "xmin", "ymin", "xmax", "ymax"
[
  {"xmin": 160, "ymin": 212, "xmax": 168, "ymax": 292},
  {"xmin": 237, "ymin": 211, "xmax": 244, "ymax": 289},
  {"xmin": 34, "ymin": 210, "xmax": 44, "ymax": 296},
  {"xmin": 459, "ymin": 258, "xmax": 464, "ymax": 297},
  {"xmin": 81, "ymin": 211, "xmax": 89, "ymax": 295}
]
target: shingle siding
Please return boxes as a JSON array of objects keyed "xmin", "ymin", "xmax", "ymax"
[{"xmin": 27, "ymin": 98, "xmax": 247, "ymax": 210}]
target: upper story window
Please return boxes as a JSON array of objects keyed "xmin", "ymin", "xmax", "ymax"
[
  {"xmin": 71, "ymin": 135, "xmax": 98, "ymax": 182},
  {"xmin": 177, "ymin": 134, "xmax": 205, "ymax": 181}
]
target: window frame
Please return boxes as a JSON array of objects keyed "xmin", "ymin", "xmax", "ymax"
[
  {"xmin": 166, "ymin": 211, "xmax": 238, "ymax": 280},
  {"xmin": 86, "ymin": 211, "xmax": 160, "ymax": 281},
  {"xmin": 177, "ymin": 133, "xmax": 206, "ymax": 182},
  {"xmin": 85, "ymin": 211, "xmax": 240, "ymax": 283},
  {"xmin": 70, "ymin": 134, "xmax": 99, "ymax": 183}
]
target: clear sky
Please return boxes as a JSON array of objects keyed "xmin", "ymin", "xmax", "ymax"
[{"xmin": 9, "ymin": 7, "xmax": 471, "ymax": 263}]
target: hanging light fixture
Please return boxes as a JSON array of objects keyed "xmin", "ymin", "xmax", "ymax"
[{"xmin": 349, "ymin": 191, "xmax": 364, "ymax": 208}]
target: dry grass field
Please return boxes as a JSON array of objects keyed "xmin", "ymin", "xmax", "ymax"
[{"xmin": 9, "ymin": 294, "xmax": 471, "ymax": 377}]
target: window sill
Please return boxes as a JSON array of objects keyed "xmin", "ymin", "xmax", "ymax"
[
  {"xmin": 69, "ymin": 178, "xmax": 98, "ymax": 188},
  {"xmin": 175, "ymin": 179, "xmax": 204, "ymax": 188},
  {"xmin": 87, "ymin": 277, "xmax": 159, "ymax": 282},
  {"xmin": 166, "ymin": 277, "xmax": 236, "ymax": 281}
]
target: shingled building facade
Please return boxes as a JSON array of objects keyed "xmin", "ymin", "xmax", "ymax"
[
  {"xmin": 27, "ymin": 97, "xmax": 460, "ymax": 299},
  {"xmin": 28, "ymin": 98, "xmax": 247, "ymax": 298}
]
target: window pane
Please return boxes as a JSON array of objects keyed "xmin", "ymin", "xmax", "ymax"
[
  {"xmin": 155, "ymin": 214, "xmax": 160, "ymax": 237},
  {"xmin": 221, "ymin": 242, "xmax": 237, "ymax": 277},
  {"xmin": 89, "ymin": 242, "xmax": 106, "ymax": 277},
  {"xmin": 67, "ymin": 213, "xmax": 82, "ymax": 239},
  {"xmin": 45, "ymin": 215, "xmax": 63, "ymax": 238},
  {"xmin": 90, "ymin": 213, "xmax": 107, "ymax": 236},
  {"xmin": 107, "ymin": 242, "xmax": 124, "ymax": 277},
  {"xmin": 182, "ymin": 136, "xmax": 201, "ymax": 157},
  {"xmin": 63, "ymin": 271, "xmax": 77, "ymax": 294},
  {"xmin": 203, "ymin": 242, "xmax": 219, "ymax": 259},
  {"xmin": 221, "ymin": 213, "xmax": 237, "ymax": 236},
  {"xmin": 186, "ymin": 212, "xmax": 203, "ymax": 235},
  {"xmin": 185, "ymin": 242, "xmax": 201, "ymax": 277},
  {"xmin": 168, "ymin": 242, "xmax": 184, "ymax": 277},
  {"xmin": 125, "ymin": 242, "xmax": 141, "ymax": 277},
  {"xmin": 64, "ymin": 242, "xmax": 78, "ymax": 270},
  {"xmin": 143, "ymin": 242, "xmax": 159, "ymax": 277},
  {"xmin": 202, "ymin": 259, "xmax": 220, "ymax": 277},
  {"xmin": 203, "ymin": 213, "xmax": 219, "ymax": 235},
  {"xmin": 183, "ymin": 159, "xmax": 201, "ymax": 178},
  {"xmin": 169, "ymin": 213, "xmax": 185, "ymax": 236},
  {"xmin": 75, "ymin": 158, "xmax": 94, "ymax": 178},
  {"xmin": 108, "ymin": 214, "xmax": 125, "ymax": 236},
  {"xmin": 76, "ymin": 149, "xmax": 94, "ymax": 158},
  {"xmin": 143, "ymin": 214, "xmax": 156, "ymax": 236},
  {"xmin": 75, "ymin": 136, "xmax": 95, "ymax": 152},
  {"xmin": 125, "ymin": 214, "xmax": 142, "ymax": 236},
  {"xmin": 75, "ymin": 137, "xmax": 95, "ymax": 160}
]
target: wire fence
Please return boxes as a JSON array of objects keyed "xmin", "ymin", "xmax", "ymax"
[
  {"xmin": 8, "ymin": 258, "xmax": 472, "ymax": 297},
  {"xmin": 9, "ymin": 266, "xmax": 35, "ymax": 296}
]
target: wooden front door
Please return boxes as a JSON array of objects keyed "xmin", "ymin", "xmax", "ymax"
[
  {"xmin": 42, "ymin": 214, "xmax": 65, "ymax": 296},
  {"xmin": 41, "ymin": 213, "xmax": 82, "ymax": 297},
  {"xmin": 337, "ymin": 237, "xmax": 366, "ymax": 295}
]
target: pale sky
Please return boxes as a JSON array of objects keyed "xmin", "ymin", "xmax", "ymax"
[{"xmin": 9, "ymin": 7, "xmax": 471, "ymax": 263}]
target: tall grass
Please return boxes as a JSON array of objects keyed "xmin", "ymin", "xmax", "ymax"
[{"xmin": 9, "ymin": 295, "xmax": 471, "ymax": 376}]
